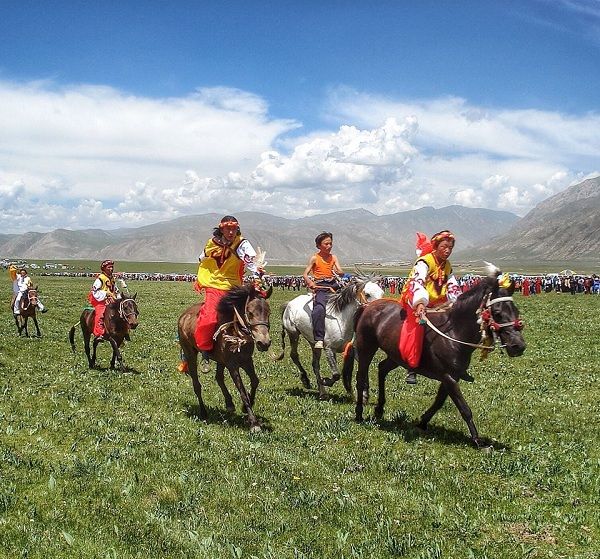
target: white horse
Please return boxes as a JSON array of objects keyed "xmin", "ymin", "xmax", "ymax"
[{"xmin": 275, "ymin": 276, "xmax": 384, "ymax": 398}]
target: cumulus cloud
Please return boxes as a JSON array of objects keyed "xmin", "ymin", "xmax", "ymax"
[
  {"xmin": 327, "ymin": 88, "xmax": 600, "ymax": 214},
  {"xmin": 1, "ymin": 79, "xmax": 599, "ymax": 234}
]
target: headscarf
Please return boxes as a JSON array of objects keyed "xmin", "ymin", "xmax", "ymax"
[
  {"xmin": 431, "ymin": 230, "xmax": 455, "ymax": 247},
  {"xmin": 100, "ymin": 260, "xmax": 114, "ymax": 273}
]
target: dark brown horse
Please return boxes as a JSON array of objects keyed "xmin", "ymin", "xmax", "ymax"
[
  {"xmin": 69, "ymin": 295, "xmax": 139, "ymax": 370},
  {"xmin": 14, "ymin": 287, "xmax": 42, "ymax": 337},
  {"xmin": 343, "ymin": 266, "xmax": 526, "ymax": 448},
  {"xmin": 178, "ymin": 284, "xmax": 272, "ymax": 432}
]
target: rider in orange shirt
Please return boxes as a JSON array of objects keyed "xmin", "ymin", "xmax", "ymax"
[{"xmin": 303, "ymin": 232, "xmax": 343, "ymax": 350}]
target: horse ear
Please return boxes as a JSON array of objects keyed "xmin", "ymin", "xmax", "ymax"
[{"xmin": 507, "ymin": 280, "xmax": 515, "ymax": 296}]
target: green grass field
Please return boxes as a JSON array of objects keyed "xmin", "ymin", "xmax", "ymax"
[{"xmin": 1, "ymin": 277, "xmax": 598, "ymax": 558}]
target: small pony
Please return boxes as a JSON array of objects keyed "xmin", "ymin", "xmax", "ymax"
[{"xmin": 69, "ymin": 295, "xmax": 139, "ymax": 370}]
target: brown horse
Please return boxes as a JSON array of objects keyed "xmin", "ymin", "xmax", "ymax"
[
  {"xmin": 178, "ymin": 284, "xmax": 272, "ymax": 432},
  {"xmin": 69, "ymin": 295, "xmax": 139, "ymax": 370},
  {"xmin": 14, "ymin": 287, "xmax": 42, "ymax": 337},
  {"xmin": 343, "ymin": 266, "xmax": 526, "ymax": 448}
]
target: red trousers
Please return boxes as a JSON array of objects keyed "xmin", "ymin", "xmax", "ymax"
[
  {"xmin": 399, "ymin": 306, "xmax": 425, "ymax": 368},
  {"xmin": 91, "ymin": 300, "xmax": 106, "ymax": 337},
  {"xmin": 194, "ymin": 287, "xmax": 227, "ymax": 351}
]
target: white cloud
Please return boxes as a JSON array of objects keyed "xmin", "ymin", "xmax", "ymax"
[
  {"xmin": 326, "ymin": 88, "xmax": 600, "ymax": 215},
  {"xmin": 1, "ymin": 79, "xmax": 599, "ymax": 234}
]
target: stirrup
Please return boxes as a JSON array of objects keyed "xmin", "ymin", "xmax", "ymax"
[
  {"xmin": 406, "ymin": 371, "xmax": 417, "ymax": 385},
  {"xmin": 200, "ymin": 352, "xmax": 212, "ymax": 374}
]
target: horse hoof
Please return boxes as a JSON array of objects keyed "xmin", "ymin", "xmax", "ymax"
[
  {"xmin": 300, "ymin": 377, "xmax": 311, "ymax": 389},
  {"xmin": 321, "ymin": 377, "xmax": 333, "ymax": 387},
  {"xmin": 250, "ymin": 424, "xmax": 262, "ymax": 434}
]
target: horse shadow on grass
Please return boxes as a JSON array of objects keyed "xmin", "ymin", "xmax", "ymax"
[
  {"xmin": 84, "ymin": 365, "xmax": 142, "ymax": 375},
  {"xmin": 284, "ymin": 386, "xmax": 352, "ymax": 405},
  {"xmin": 374, "ymin": 410, "xmax": 511, "ymax": 451},
  {"xmin": 184, "ymin": 403, "xmax": 273, "ymax": 433}
]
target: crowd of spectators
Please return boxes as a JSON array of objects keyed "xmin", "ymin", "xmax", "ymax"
[{"xmin": 2, "ymin": 260, "xmax": 599, "ymax": 296}]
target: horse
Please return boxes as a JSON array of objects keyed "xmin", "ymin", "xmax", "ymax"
[
  {"xmin": 14, "ymin": 287, "xmax": 42, "ymax": 337},
  {"xmin": 69, "ymin": 295, "xmax": 139, "ymax": 370},
  {"xmin": 343, "ymin": 265, "xmax": 526, "ymax": 448},
  {"xmin": 178, "ymin": 284, "xmax": 272, "ymax": 432},
  {"xmin": 274, "ymin": 276, "xmax": 384, "ymax": 399}
]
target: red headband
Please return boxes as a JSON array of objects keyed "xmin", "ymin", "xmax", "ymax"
[
  {"xmin": 101, "ymin": 259, "xmax": 114, "ymax": 270},
  {"xmin": 431, "ymin": 231, "xmax": 455, "ymax": 246},
  {"xmin": 219, "ymin": 220, "xmax": 239, "ymax": 228}
]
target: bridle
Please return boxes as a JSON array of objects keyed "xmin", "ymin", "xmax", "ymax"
[
  {"xmin": 422, "ymin": 290, "xmax": 523, "ymax": 352},
  {"xmin": 118, "ymin": 298, "xmax": 139, "ymax": 322},
  {"xmin": 213, "ymin": 294, "xmax": 270, "ymax": 348}
]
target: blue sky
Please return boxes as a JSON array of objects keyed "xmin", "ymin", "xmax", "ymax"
[{"xmin": 1, "ymin": 0, "xmax": 599, "ymax": 232}]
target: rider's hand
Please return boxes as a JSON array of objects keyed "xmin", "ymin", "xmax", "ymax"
[{"xmin": 414, "ymin": 303, "xmax": 426, "ymax": 318}]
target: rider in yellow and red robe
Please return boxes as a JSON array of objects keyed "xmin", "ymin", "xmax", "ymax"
[
  {"xmin": 193, "ymin": 215, "xmax": 261, "ymax": 372},
  {"xmin": 399, "ymin": 230, "xmax": 462, "ymax": 384},
  {"xmin": 88, "ymin": 260, "xmax": 120, "ymax": 338}
]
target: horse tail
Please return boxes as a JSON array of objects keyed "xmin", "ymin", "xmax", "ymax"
[
  {"xmin": 342, "ymin": 340, "xmax": 355, "ymax": 393},
  {"xmin": 68, "ymin": 322, "xmax": 78, "ymax": 353},
  {"xmin": 272, "ymin": 302, "xmax": 288, "ymax": 361}
]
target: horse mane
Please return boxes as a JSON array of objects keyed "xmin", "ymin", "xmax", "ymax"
[
  {"xmin": 450, "ymin": 266, "xmax": 499, "ymax": 319},
  {"xmin": 217, "ymin": 285, "xmax": 255, "ymax": 320},
  {"xmin": 328, "ymin": 279, "xmax": 361, "ymax": 313}
]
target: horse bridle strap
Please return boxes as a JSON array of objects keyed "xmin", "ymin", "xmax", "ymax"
[
  {"xmin": 422, "ymin": 315, "xmax": 494, "ymax": 351},
  {"xmin": 484, "ymin": 295, "xmax": 524, "ymax": 331}
]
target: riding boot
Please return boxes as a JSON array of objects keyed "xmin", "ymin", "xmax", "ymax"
[
  {"xmin": 406, "ymin": 370, "xmax": 417, "ymax": 385},
  {"xmin": 200, "ymin": 351, "xmax": 212, "ymax": 374}
]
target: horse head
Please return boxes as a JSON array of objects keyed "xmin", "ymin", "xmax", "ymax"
[
  {"xmin": 353, "ymin": 274, "xmax": 384, "ymax": 304},
  {"xmin": 246, "ymin": 289, "xmax": 271, "ymax": 351},
  {"xmin": 118, "ymin": 296, "xmax": 139, "ymax": 330},
  {"xmin": 481, "ymin": 264, "xmax": 526, "ymax": 357}
]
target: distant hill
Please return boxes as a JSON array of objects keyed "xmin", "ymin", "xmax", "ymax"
[
  {"xmin": 0, "ymin": 206, "xmax": 518, "ymax": 264},
  {"xmin": 459, "ymin": 176, "xmax": 600, "ymax": 262}
]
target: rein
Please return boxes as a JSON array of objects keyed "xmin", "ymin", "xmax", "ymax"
[
  {"xmin": 118, "ymin": 298, "xmax": 138, "ymax": 321},
  {"xmin": 422, "ymin": 292, "xmax": 523, "ymax": 352},
  {"xmin": 213, "ymin": 295, "xmax": 270, "ymax": 348}
]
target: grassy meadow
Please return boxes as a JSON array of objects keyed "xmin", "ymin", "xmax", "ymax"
[{"xmin": 0, "ymin": 276, "xmax": 598, "ymax": 558}]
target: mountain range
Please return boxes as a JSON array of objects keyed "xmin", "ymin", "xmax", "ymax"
[
  {"xmin": 462, "ymin": 175, "xmax": 600, "ymax": 262},
  {"xmin": 1, "ymin": 176, "xmax": 598, "ymax": 264},
  {"xmin": 0, "ymin": 206, "xmax": 518, "ymax": 265}
]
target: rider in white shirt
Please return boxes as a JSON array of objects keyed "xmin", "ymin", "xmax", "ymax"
[{"xmin": 13, "ymin": 268, "xmax": 46, "ymax": 315}]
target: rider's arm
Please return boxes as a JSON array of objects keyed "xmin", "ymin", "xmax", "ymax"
[
  {"xmin": 303, "ymin": 256, "xmax": 318, "ymax": 289},
  {"xmin": 237, "ymin": 239, "xmax": 260, "ymax": 277},
  {"xmin": 331, "ymin": 255, "xmax": 343, "ymax": 275},
  {"xmin": 409, "ymin": 260, "xmax": 430, "ymax": 309},
  {"xmin": 91, "ymin": 277, "xmax": 107, "ymax": 302},
  {"xmin": 447, "ymin": 272, "xmax": 461, "ymax": 303}
]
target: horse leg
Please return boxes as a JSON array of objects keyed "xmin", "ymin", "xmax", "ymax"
[
  {"xmin": 442, "ymin": 376, "xmax": 484, "ymax": 447},
  {"xmin": 416, "ymin": 384, "xmax": 449, "ymax": 431},
  {"xmin": 321, "ymin": 349, "xmax": 341, "ymax": 387},
  {"xmin": 355, "ymin": 345, "xmax": 378, "ymax": 421},
  {"xmin": 109, "ymin": 339, "xmax": 123, "ymax": 371},
  {"xmin": 91, "ymin": 337, "xmax": 101, "ymax": 369},
  {"xmin": 215, "ymin": 362, "xmax": 235, "ymax": 412},
  {"xmin": 186, "ymin": 348, "xmax": 208, "ymax": 419},
  {"xmin": 311, "ymin": 348, "xmax": 328, "ymax": 400},
  {"xmin": 32, "ymin": 315, "xmax": 41, "ymax": 337},
  {"xmin": 242, "ymin": 359, "xmax": 259, "ymax": 408},
  {"xmin": 228, "ymin": 366, "xmax": 261, "ymax": 432},
  {"xmin": 22, "ymin": 316, "xmax": 29, "ymax": 338},
  {"xmin": 288, "ymin": 331, "xmax": 311, "ymax": 389},
  {"xmin": 374, "ymin": 358, "xmax": 399, "ymax": 420},
  {"xmin": 14, "ymin": 314, "xmax": 21, "ymax": 335}
]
